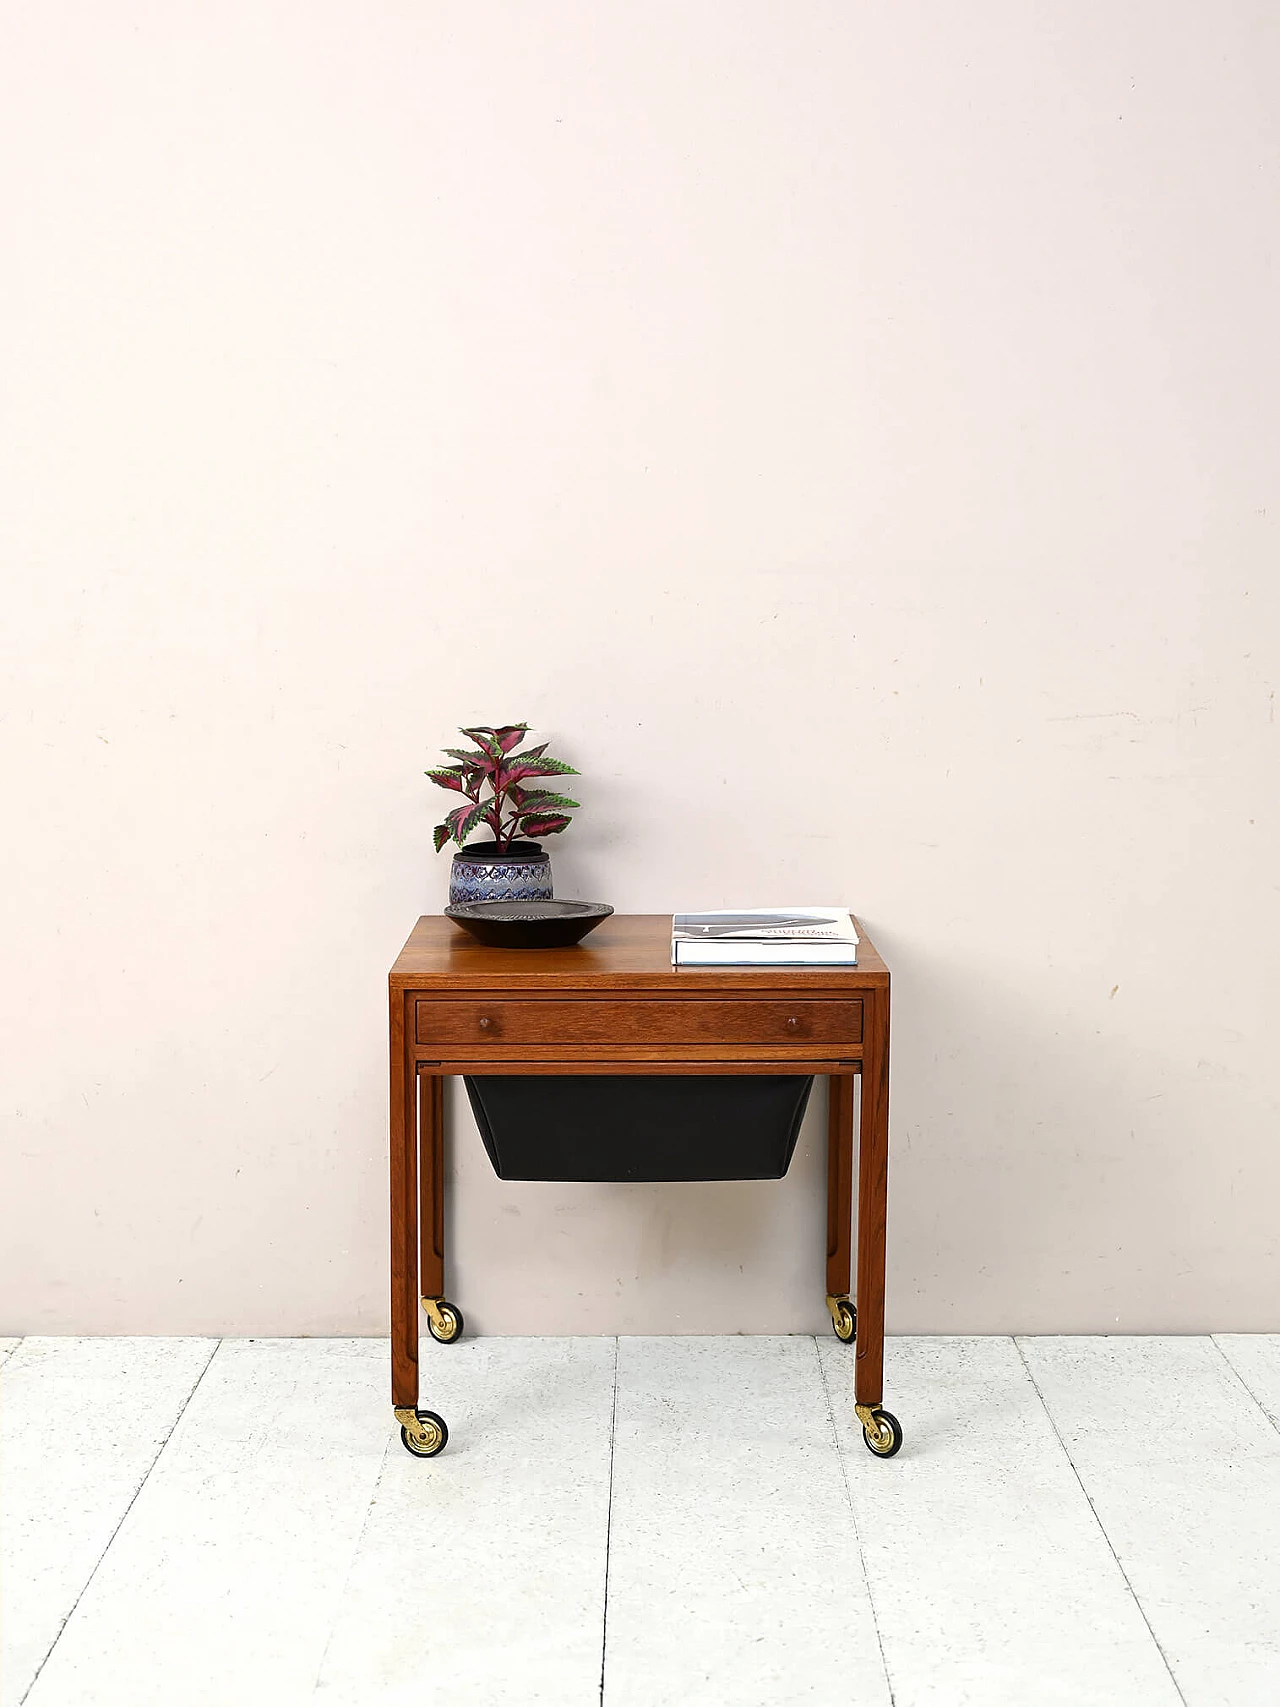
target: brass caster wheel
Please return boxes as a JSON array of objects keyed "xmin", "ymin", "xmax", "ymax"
[
  {"xmin": 826, "ymin": 1294, "xmax": 856, "ymax": 1344},
  {"xmin": 421, "ymin": 1297, "xmax": 465, "ymax": 1344},
  {"xmin": 855, "ymin": 1404, "xmax": 903, "ymax": 1459},
  {"xmin": 395, "ymin": 1406, "xmax": 448, "ymax": 1458}
]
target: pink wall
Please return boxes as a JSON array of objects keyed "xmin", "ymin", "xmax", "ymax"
[{"xmin": 2, "ymin": 2, "xmax": 1277, "ymax": 1332}]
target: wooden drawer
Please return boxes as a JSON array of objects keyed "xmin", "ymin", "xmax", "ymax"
[{"xmin": 414, "ymin": 998, "xmax": 862, "ymax": 1048}]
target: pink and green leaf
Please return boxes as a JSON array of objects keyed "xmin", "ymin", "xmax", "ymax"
[
  {"xmin": 449, "ymin": 748, "xmax": 501, "ymax": 778},
  {"xmin": 425, "ymin": 765, "xmax": 466, "ymax": 793},
  {"xmin": 517, "ymin": 812, "xmax": 572, "ymax": 837},
  {"xmin": 432, "ymin": 822, "xmax": 452, "ymax": 853},
  {"xmin": 492, "ymin": 724, "xmax": 530, "ymax": 753},
  {"xmin": 458, "ymin": 726, "xmax": 503, "ymax": 758},
  {"xmin": 445, "ymin": 800, "xmax": 486, "ymax": 845},
  {"xmin": 510, "ymin": 788, "xmax": 579, "ymax": 810},
  {"xmin": 501, "ymin": 757, "xmax": 579, "ymax": 785}
]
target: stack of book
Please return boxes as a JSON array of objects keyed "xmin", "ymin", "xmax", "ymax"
[{"xmin": 670, "ymin": 908, "xmax": 860, "ymax": 967}]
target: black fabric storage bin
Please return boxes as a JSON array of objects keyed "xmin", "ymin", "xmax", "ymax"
[{"xmin": 463, "ymin": 1073, "xmax": 814, "ymax": 1182}]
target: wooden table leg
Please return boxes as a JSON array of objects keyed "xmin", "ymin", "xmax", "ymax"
[
  {"xmin": 825, "ymin": 1075, "xmax": 856, "ymax": 1339},
  {"xmin": 854, "ymin": 986, "xmax": 890, "ymax": 1409},
  {"xmin": 389, "ymin": 990, "xmax": 418, "ymax": 1411},
  {"xmin": 418, "ymin": 1074, "xmax": 464, "ymax": 1345},
  {"xmin": 420, "ymin": 1074, "xmax": 445, "ymax": 1300}
]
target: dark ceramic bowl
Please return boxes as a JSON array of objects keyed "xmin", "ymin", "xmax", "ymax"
[{"xmin": 444, "ymin": 900, "xmax": 614, "ymax": 949}]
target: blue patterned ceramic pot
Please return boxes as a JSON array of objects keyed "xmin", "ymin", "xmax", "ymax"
[{"xmin": 449, "ymin": 840, "xmax": 553, "ymax": 906}]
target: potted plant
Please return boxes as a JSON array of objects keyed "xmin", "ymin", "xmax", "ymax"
[{"xmin": 427, "ymin": 724, "xmax": 580, "ymax": 904}]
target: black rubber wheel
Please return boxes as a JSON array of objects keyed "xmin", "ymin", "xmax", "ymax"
[
  {"xmin": 833, "ymin": 1300, "xmax": 856, "ymax": 1343},
  {"xmin": 427, "ymin": 1302, "xmax": 465, "ymax": 1344},
  {"xmin": 400, "ymin": 1408, "xmax": 449, "ymax": 1458},
  {"xmin": 862, "ymin": 1408, "xmax": 903, "ymax": 1459}
]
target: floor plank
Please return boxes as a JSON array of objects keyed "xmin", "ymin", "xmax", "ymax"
[
  {"xmin": 314, "ymin": 1337, "xmax": 616, "ymax": 1706},
  {"xmin": 12, "ymin": 1335, "xmax": 1279, "ymax": 1707},
  {"xmin": 602, "ymin": 1336, "xmax": 891, "ymax": 1707},
  {"xmin": 23, "ymin": 1339, "xmax": 388, "ymax": 1707},
  {"xmin": 1, "ymin": 1336, "xmax": 216, "ymax": 1705},
  {"xmin": 1019, "ymin": 1336, "xmax": 1280, "ymax": 1707},
  {"xmin": 819, "ymin": 1336, "xmax": 1180, "ymax": 1706},
  {"xmin": 1214, "ymin": 1334, "xmax": 1280, "ymax": 1433}
]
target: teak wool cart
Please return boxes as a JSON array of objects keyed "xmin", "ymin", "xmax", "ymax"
[{"xmin": 388, "ymin": 913, "xmax": 901, "ymax": 1459}]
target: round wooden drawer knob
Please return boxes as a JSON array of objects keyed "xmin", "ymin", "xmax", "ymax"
[
  {"xmin": 478, "ymin": 1017, "xmax": 491, "ymax": 1029},
  {"xmin": 787, "ymin": 1017, "xmax": 799, "ymax": 1030}
]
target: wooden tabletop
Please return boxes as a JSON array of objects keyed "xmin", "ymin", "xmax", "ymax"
[{"xmin": 390, "ymin": 913, "xmax": 888, "ymax": 992}]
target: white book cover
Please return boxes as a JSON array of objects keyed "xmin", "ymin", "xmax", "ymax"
[
  {"xmin": 671, "ymin": 907, "xmax": 858, "ymax": 943},
  {"xmin": 671, "ymin": 908, "xmax": 859, "ymax": 965}
]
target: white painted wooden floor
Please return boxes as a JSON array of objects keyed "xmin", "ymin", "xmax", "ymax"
[{"xmin": 3, "ymin": 1335, "xmax": 1279, "ymax": 1706}]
